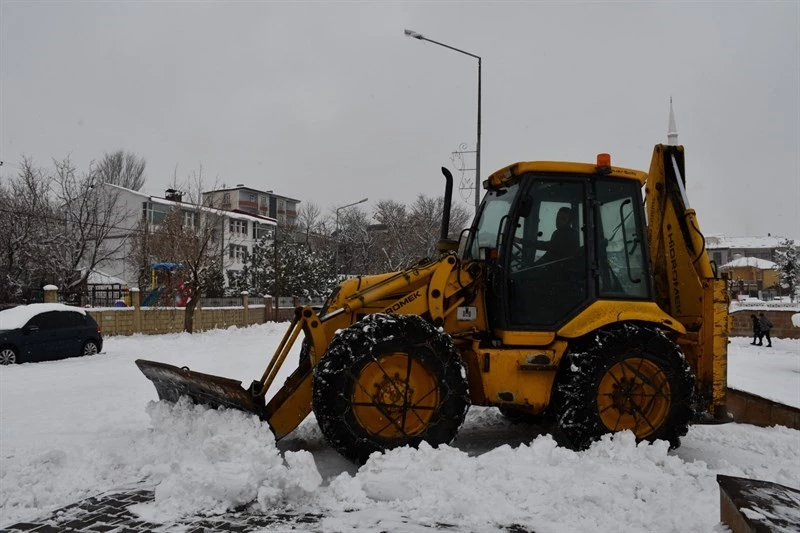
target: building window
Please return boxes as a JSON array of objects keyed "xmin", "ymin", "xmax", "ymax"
[
  {"xmin": 144, "ymin": 203, "xmax": 169, "ymax": 225},
  {"xmin": 229, "ymin": 219, "xmax": 247, "ymax": 234},
  {"xmin": 253, "ymin": 224, "xmax": 273, "ymax": 240},
  {"xmin": 222, "ymin": 192, "xmax": 230, "ymax": 204},
  {"xmin": 183, "ymin": 211, "xmax": 195, "ymax": 229},
  {"xmin": 249, "ymin": 193, "xmax": 256, "ymax": 203},
  {"xmin": 260, "ymin": 195, "xmax": 267, "ymax": 206},
  {"xmin": 229, "ymin": 244, "xmax": 248, "ymax": 262}
]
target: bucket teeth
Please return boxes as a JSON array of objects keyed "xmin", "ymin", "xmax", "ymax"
[{"xmin": 136, "ymin": 359, "xmax": 266, "ymax": 418}]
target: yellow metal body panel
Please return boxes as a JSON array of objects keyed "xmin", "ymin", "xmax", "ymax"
[
  {"xmin": 557, "ymin": 300, "xmax": 686, "ymax": 339},
  {"xmin": 678, "ymin": 279, "xmax": 729, "ymax": 415},
  {"xmin": 644, "ymin": 144, "xmax": 728, "ymax": 416},
  {"xmin": 473, "ymin": 341, "xmax": 568, "ymax": 410},
  {"xmin": 264, "ymin": 370, "xmax": 313, "ymax": 440},
  {"xmin": 495, "ymin": 330, "xmax": 556, "ymax": 347},
  {"xmin": 652, "ymin": 199, "xmax": 705, "ymax": 329},
  {"xmin": 487, "ymin": 161, "xmax": 648, "ymax": 189}
]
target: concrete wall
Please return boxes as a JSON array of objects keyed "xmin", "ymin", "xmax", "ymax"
[
  {"xmin": 89, "ymin": 306, "xmax": 275, "ymax": 336},
  {"xmin": 78, "ymin": 288, "xmax": 294, "ymax": 336},
  {"xmin": 730, "ymin": 309, "xmax": 799, "ymax": 339},
  {"xmin": 38, "ymin": 285, "xmax": 311, "ymax": 336},
  {"xmin": 727, "ymin": 388, "xmax": 800, "ymax": 430}
]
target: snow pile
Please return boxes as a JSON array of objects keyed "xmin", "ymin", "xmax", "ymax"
[
  {"xmin": 319, "ymin": 433, "xmax": 714, "ymax": 532},
  {"xmin": 1, "ymin": 398, "xmax": 321, "ymax": 524},
  {"xmin": 1, "ymin": 325, "xmax": 799, "ymax": 531},
  {"xmin": 129, "ymin": 399, "xmax": 321, "ymax": 522}
]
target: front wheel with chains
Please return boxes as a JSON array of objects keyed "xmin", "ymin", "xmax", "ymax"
[{"xmin": 312, "ymin": 314, "xmax": 470, "ymax": 464}]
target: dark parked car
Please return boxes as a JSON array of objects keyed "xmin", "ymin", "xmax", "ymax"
[{"xmin": 0, "ymin": 304, "xmax": 103, "ymax": 365}]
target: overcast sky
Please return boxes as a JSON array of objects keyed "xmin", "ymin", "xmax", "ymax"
[{"xmin": 1, "ymin": 1, "xmax": 798, "ymax": 238}]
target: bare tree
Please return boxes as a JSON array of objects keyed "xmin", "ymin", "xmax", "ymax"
[
  {"xmin": 51, "ymin": 156, "xmax": 133, "ymax": 300},
  {"xmin": 96, "ymin": 150, "xmax": 146, "ymax": 191},
  {"xmin": 295, "ymin": 202, "xmax": 322, "ymax": 244},
  {"xmin": 370, "ymin": 195, "xmax": 471, "ymax": 272},
  {"xmin": 130, "ymin": 168, "xmax": 224, "ymax": 332},
  {"xmin": 337, "ymin": 207, "xmax": 376, "ymax": 275},
  {"xmin": 0, "ymin": 157, "xmax": 60, "ymax": 302},
  {"xmin": 407, "ymin": 194, "xmax": 471, "ymax": 259},
  {"xmin": 372, "ymin": 199, "xmax": 413, "ymax": 271}
]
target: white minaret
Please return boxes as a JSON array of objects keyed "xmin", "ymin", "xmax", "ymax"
[{"xmin": 667, "ymin": 96, "xmax": 679, "ymax": 146}]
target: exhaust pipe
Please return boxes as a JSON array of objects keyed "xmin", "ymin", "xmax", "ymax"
[
  {"xmin": 438, "ymin": 167, "xmax": 458, "ymax": 254},
  {"xmin": 441, "ymin": 167, "xmax": 453, "ymax": 240}
]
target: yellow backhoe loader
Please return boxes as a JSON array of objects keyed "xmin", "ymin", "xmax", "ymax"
[{"xmin": 137, "ymin": 144, "xmax": 730, "ymax": 463}]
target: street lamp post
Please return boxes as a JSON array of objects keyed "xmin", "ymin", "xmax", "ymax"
[
  {"xmin": 404, "ymin": 29, "xmax": 481, "ymax": 213},
  {"xmin": 334, "ymin": 197, "xmax": 368, "ymax": 274}
]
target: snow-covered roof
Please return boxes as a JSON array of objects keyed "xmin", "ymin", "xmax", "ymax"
[
  {"xmin": 705, "ymin": 235, "xmax": 787, "ymax": 250},
  {"xmin": 149, "ymin": 197, "xmax": 276, "ymax": 225},
  {"xmin": 720, "ymin": 256, "xmax": 777, "ymax": 270},
  {"xmin": 86, "ymin": 270, "xmax": 129, "ymax": 286},
  {"xmin": 0, "ymin": 303, "xmax": 86, "ymax": 330},
  {"xmin": 102, "ymin": 182, "xmax": 150, "ymax": 198},
  {"xmin": 100, "ymin": 182, "xmax": 276, "ymax": 226}
]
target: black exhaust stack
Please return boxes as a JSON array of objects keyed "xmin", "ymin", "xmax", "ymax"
[{"xmin": 439, "ymin": 167, "xmax": 458, "ymax": 253}]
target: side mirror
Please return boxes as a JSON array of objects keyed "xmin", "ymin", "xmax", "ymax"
[{"xmin": 23, "ymin": 325, "xmax": 39, "ymax": 334}]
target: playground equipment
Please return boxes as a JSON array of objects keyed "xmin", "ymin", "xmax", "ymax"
[{"xmin": 143, "ymin": 263, "xmax": 190, "ymax": 307}]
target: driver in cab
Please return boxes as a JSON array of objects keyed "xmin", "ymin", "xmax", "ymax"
[{"xmin": 537, "ymin": 207, "xmax": 578, "ymax": 265}]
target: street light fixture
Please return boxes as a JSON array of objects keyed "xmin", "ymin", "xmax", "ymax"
[
  {"xmin": 404, "ymin": 28, "xmax": 481, "ymax": 212},
  {"xmin": 334, "ymin": 197, "xmax": 368, "ymax": 274},
  {"xmin": 335, "ymin": 197, "xmax": 369, "ymax": 233}
]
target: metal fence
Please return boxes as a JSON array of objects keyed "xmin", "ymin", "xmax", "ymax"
[
  {"xmin": 86, "ymin": 286, "xmax": 127, "ymax": 307},
  {"xmin": 201, "ymin": 296, "xmax": 245, "ymax": 308}
]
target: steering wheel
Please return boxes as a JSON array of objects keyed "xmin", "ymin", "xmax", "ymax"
[{"xmin": 510, "ymin": 236, "xmax": 541, "ymax": 270}]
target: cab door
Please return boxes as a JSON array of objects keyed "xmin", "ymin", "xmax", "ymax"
[{"xmin": 502, "ymin": 178, "xmax": 590, "ymax": 329}]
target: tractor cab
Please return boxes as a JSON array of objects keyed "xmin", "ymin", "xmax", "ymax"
[{"xmin": 466, "ymin": 156, "xmax": 653, "ymax": 331}]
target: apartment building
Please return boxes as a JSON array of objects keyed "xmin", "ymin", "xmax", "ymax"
[
  {"xmin": 97, "ymin": 183, "xmax": 277, "ymax": 287},
  {"xmin": 202, "ymin": 185, "xmax": 299, "ymax": 226}
]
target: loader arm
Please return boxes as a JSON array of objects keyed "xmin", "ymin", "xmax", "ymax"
[
  {"xmin": 260, "ymin": 253, "xmax": 470, "ymax": 438},
  {"xmin": 644, "ymin": 144, "xmax": 729, "ymax": 418}
]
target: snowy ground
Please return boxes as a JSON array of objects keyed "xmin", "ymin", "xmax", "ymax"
[{"xmin": 1, "ymin": 323, "xmax": 798, "ymax": 532}]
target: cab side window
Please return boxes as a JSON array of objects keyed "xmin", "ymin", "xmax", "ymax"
[{"xmin": 595, "ymin": 181, "xmax": 650, "ymax": 299}]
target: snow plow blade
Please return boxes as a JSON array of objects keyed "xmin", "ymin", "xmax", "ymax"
[{"xmin": 135, "ymin": 359, "xmax": 266, "ymax": 418}]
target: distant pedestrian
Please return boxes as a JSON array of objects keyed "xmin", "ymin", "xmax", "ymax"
[
  {"xmin": 750, "ymin": 314, "xmax": 762, "ymax": 345},
  {"xmin": 758, "ymin": 313, "xmax": 773, "ymax": 347}
]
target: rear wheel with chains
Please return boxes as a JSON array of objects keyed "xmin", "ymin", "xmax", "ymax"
[
  {"xmin": 312, "ymin": 314, "xmax": 470, "ymax": 464},
  {"xmin": 554, "ymin": 323, "xmax": 695, "ymax": 451}
]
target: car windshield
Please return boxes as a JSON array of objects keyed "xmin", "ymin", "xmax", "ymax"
[{"xmin": 464, "ymin": 183, "xmax": 520, "ymax": 259}]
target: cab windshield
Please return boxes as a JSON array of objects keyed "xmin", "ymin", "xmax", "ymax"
[{"xmin": 464, "ymin": 183, "xmax": 520, "ymax": 259}]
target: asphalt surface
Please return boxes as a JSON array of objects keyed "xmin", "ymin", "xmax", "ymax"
[
  {"xmin": 0, "ymin": 488, "xmax": 536, "ymax": 533},
  {"xmin": 0, "ymin": 489, "xmax": 323, "ymax": 533}
]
